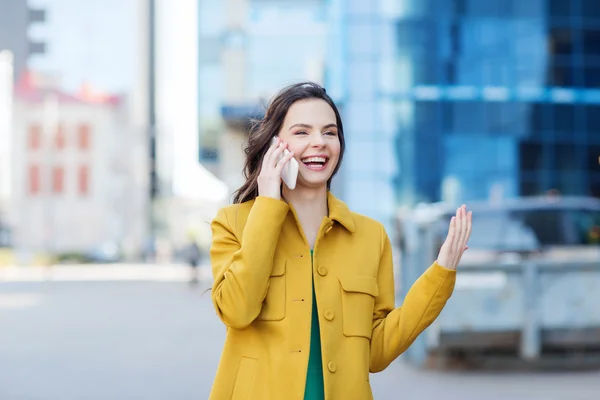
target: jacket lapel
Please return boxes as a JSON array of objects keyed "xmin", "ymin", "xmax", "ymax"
[{"xmin": 327, "ymin": 192, "xmax": 356, "ymax": 233}]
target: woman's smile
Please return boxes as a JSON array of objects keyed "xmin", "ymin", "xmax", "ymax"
[{"xmin": 300, "ymin": 154, "xmax": 330, "ymax": 171}]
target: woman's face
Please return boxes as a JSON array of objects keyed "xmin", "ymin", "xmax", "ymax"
[{"xmin": 277, "ymin": 98, "xmax": 341, "ymax": 189}]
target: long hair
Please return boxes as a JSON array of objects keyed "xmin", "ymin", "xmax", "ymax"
[{"xmin": 232, "ymin": 82, "xmax": 345, "ymax": 204}]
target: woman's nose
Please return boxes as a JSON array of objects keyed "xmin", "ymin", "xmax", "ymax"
[{"xmin": 310, "ymin": 134, "xmax": 326, "ymax": 147}]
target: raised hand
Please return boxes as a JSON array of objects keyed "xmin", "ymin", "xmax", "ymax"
[
  {"xmin": 436, "ymin": 204, "xmax": 472, "ymax": 270},
  {"xmin": 257, "ymin": 137, "xmax": 295, "ymax": 200}
]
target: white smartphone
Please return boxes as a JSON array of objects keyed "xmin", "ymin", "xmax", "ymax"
[{"xmin": 271, "ymin": 136, "xmax": 299, "ymax": 190}]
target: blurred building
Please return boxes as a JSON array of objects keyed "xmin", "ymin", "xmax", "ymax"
[
  {"xmin": 198, "ymin": 0, "xmax": 328, "ymax": 197},
  {"xmin": 0, "ymin": 0, "xmax": 45, "ymax": 83},
  {"xmin": 149, "ymin": 0, "xmax": 228, "ymax": 257},
  {"xmin": 324, "ymin": 0, "xmax": 398, "ymax": 229},
  {"xmin": 192, "ymin": 0, "xmax": 600, "ymax": 242},
  {"xmin": 195, "ymin": 0, "xmax": 397, "ymax": 235},
  {"xmin": 154, "ymin": 0, "xmax": 202, "ymax": 199},
  {"xmin": 0, "ymin": 51, "xmax": 13, "ymax": 247},
  {"xmin": 26, "ymin": 0, "xmax": 136, "ymax": 94},
  {"xmin": 341, "ymin": 0, "xmax": 600, "ymax": 209},
  {"xmin": 9, "ymin": 72, "xmax": 147, "ymax": 260},
  {"xmin": 0, "ymin": 0, "xmax": 45, "ymax": 246},
  {"xmin": 319, "ymin": 0, "xmax": 600, "ymax": 242}
]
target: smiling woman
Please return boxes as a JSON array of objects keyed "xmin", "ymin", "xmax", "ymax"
[
  {"xmin": 232, "ymin": 83, "xmax": 345, "ymax": 204},
  {"xmin": 209, "ymin": 82, "xmax": 472, "ymax": 400},
  {"xmin": 278, "ymin": 102, "xmax": 340, "ymax": 191}
]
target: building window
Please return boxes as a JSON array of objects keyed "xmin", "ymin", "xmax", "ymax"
[
  {"xmin": 553, "ymin": 104, "xmax": 576, "ymax": 135},
  {"xmin": 28, "ymin": 124, "xmax": 42, "ymax": 150},
  {"xmin": 549, "ymin": 0, "xmax": 574, "ymax": 22},
  {"xmin": 548, "ymin": 29, "xmax": 574, "ymax": 57},
  {"xmin": 588, "ymin": 145, "xmax": 600, "ymax": 173},
  {"xmin": 52, "ymin": 166, "xmax": 64, "ymax": 194},
  {"xmin": 78, "ymin": 124, "xmax": 91, "ymax": 150},
  {"xmin": 28, "ymin": 164, "xmax": 40, "ymax": 195},
  {"xmin": 78, "ymin": 165, "xmax": 89, "ymax": 195},
  {"xmin": 55, "ymin": 123, "xmax": 66, "ymax": 149}
]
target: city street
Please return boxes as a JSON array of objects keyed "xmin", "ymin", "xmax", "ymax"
[{"xmin": 0, "ymin": 265, "xmax": 598, "ymax": 400}]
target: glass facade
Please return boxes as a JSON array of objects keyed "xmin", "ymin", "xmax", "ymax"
[
  {"xmin": 381, "ymin": 0, "xmax": 600, "ymax": 205},
  {"xmin": 330, "ymin": 0, "xmax": 600, "ymax": 222},
  {"xmin": 198, "ymin": 0, "xmax": 327, "ymax": 163},
  {"xmin": 198, "ymin": 0, "xmax": 600, "ymax": 236},
  {"xmin": 325, "ymin": 0, "xmax": 398, "ymax": 233},
  {"xmin": 198, "ymin": 0, "xmax": 225, "ymax": 162},
  {"xmin": 247, "ymin": 1, "xmax": 327, "ymax": 97},
  {"xmin": 324, "ymin": 0, "xmax": 600, "ymax": 239}
]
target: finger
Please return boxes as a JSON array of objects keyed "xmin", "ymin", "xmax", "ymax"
[
  {"xmin": 262, "ymin": 137, "xmax": 279, "ymax": 167},
  {"xmin": 273, "ymin": 142, "xmax": 288, "ymax": 166},
  {"xmin": 445, "ymin": 216, "xmax": 456, "ymax": 243},
  {"xmin": 464, "ymin": 210, "xmax": 473, "ymax": 247},
  {"xmin": 453, "ymin": 206, "xmax": 463, "ymax": 254},
  {"xmin": 275, "ymin": 149, "xmax": 295, "ymax": 172},
  {"xmin": 440, "ymin": 216, "xmax": 455, "ymax": 270},
  {"xmin": 456, "ymin": 205, "xmax": 468, "ymax": 250},
  {"xmin": 265, "ymin": 136, "xmax": 280, "ymax": 156},
  {"xmin": 456, "ymin": 207, "xmax": 472, "ymax": 265},
  {"xmin": 266, "ymin": 142, "xmax": 286, "ymax": 168},
  {"xmin": 454, "ymin": 206, "xmax": 467, "ymax": 266}
]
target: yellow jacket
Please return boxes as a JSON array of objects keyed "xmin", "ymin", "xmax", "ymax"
[{"xmin": 209, "ymin": 193, "xmax": 456, "ymax": 400}]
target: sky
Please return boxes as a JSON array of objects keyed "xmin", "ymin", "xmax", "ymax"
[{"xmin": 28, "ymin": 0, "xmax": 137, "ymax": 94}]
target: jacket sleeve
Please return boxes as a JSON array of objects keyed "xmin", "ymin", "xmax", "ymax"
[
  {"xmin": 210, "ymin": 196, "xmax": 290, "ymax": 329},
  {"xmin": 369, "ymin": 224, "xmax": 456, "ymax": 372}
]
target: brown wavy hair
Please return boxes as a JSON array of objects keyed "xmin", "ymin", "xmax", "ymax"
[{"xmin": 232, "ymin": 82, "xmax": 345, "ymax": 204}]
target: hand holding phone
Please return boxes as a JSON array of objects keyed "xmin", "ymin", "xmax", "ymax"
[
  {"xmin": 257, "ymin": 137, "xmax": 297, "ymax": 200},
  {"xmin": 271, "ymin": 136, "xmax": 298, "ymax": 190}
]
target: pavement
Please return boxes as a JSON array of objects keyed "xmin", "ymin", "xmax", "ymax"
[
  {"xmin": 0, "ymin": 263, "xmax": 212, "ymax": 283},
  {"xmin": 0, "ymin": 263, "xmax": 599, "ymax": 400}
]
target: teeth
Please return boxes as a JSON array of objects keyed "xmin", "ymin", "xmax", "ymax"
[{"xmin": 302, "ymin": 157, "xmax": 327, "ymax": 163}]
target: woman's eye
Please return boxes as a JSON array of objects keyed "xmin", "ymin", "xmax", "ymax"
[
  {"xmin": 325, "ymin": 131, "xmax": 337, "ymax": 136},
  {"xmin": 295, "ymin": 131, "xmax": 308, "ymax": 135}
]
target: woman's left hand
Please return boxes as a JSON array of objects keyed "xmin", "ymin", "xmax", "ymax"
[{"xmin": 436, "ymin": 204, "xmax": 472, "ymax": 270}]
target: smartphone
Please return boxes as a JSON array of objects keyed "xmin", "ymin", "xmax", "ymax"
[{"xmin": 271, "ymin": 136, "xmax": 299, "ymax": 190}]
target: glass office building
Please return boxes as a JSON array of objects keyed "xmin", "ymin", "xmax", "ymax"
[
  {"xmin": 198, "ymin": 0, "xmax": 327, "ymax": 163},
  {"xmin": 197, "ymin": 0, "xmax": 600, "ymax": 237},
  {"xmin": 326, "ymin": 0, "xmax": 399, "ymax": 229},
  {"xmin": 328, "ymin": 0, "xmax": 600, "ymax": 232}
]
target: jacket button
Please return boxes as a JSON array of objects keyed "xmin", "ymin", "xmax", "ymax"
[
  {"xmin": 327, "ymin": 361, "xmax": 337, "ymax": 373},
  {"xmin": 325, "ymin": 226, "xmax": 333, "ymax": 234},
  {"xmin": 324, "ymin": 309, "xmax": 335, "ymax": 321},
  {"xmin": 317, "ymin": 266, "xmax": 328, "ymax": 276}
]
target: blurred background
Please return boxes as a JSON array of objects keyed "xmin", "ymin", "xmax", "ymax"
[{"xmin": 1, "ymin": 0, "xmax": 600, "ymax": 399}]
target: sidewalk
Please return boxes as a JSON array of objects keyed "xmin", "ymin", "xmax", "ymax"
[{"xmin": 0, "ymin": 263, "xmax": 213, "ymax": 283}]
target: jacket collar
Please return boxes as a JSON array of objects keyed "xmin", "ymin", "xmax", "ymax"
[{"xmin": 327, "ymin": 192, "xmax": 356, "ymax": 233}]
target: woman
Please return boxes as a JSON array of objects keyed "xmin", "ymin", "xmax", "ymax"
[{"xmin": 209, "ymin": 82, "xmax": 472, "ymax": 400}]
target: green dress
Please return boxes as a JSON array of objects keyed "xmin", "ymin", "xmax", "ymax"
[{"xmin": 304, "ymin": 250, "xmax": 325, "ymax": 399}]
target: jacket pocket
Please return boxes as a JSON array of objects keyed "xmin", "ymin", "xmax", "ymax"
[
  {"xmin": 257, "ymin": 261, "xmax": 286, "ymax": 321},
  {"xmin": 231, "ymin": 357, "xmax": 257, "ymax": 400},
  {"xmin": 339, "ymin": 275, "xmax": 379, "ymax": 339}
]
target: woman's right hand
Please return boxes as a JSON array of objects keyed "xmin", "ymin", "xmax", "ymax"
[{"xmin": 257, "ymin": 137, "xmax": 295, "ymax": 200}]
